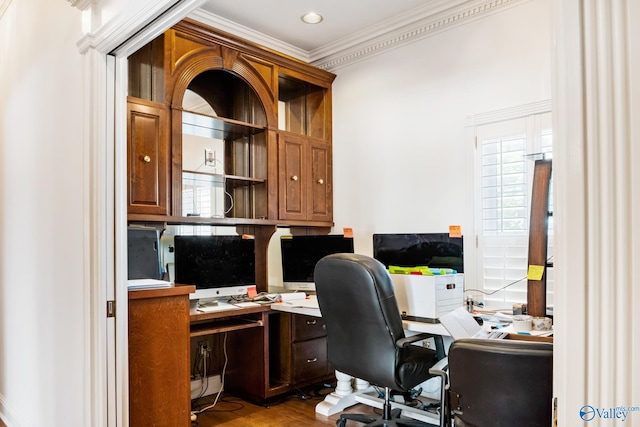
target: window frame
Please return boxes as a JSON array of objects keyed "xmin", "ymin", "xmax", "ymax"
[{"xmin": 468, "ymin": 102, "xmax": 553, "ymax": 310}]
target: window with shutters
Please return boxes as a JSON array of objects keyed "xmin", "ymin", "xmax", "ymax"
[{"xmin": 474, "ymin": 111, "xmax": 553, "ymax": 309}]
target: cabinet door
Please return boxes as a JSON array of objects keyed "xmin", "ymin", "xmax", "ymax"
[
  {"xmin": 127, "ymin": 98, "xmax": 169, "ymax": 215},
  {"xmin": 307, "ymin": 141, "xmax": 332, "ymax": 223},
  {"xmin": 278, "ymin": 134, "xmax": 333, "ymax": 222},
  {"xmin": 278, "ymin": 133, "xmax": 307, "ymax": 221}
]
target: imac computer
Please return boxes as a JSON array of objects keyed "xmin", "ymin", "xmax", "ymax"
[
  {"xmin": 373, "ymin": 233, "xmax": 464, "ymax": 273},
  {"xmin": 173, "ymin": 235, "xmax": 256, "ymax": 301},
  {"xmin": 280, "ymin": 234, "xmax": 354, "ymax": 291}
]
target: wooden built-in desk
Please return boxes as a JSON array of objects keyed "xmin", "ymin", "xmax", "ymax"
[
  {"xmin": 130, "ymin": 288, "xmax": 325, "ymax": 424},
  {"xmin": 188, "ymin": 303, "xmax": 333, "ymax": 404}
]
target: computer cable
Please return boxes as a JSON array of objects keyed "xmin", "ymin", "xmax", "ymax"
[
  {"xmin": 193, "ymin": 333, "xmax": 228, "ymax": 415},
  {"xmin": 191, "ymin": 343, "xmax": 212, "ymax": 401},
  {"xmin": 464, "ymin": 255, "xmax": 554, "ymax": 296}
]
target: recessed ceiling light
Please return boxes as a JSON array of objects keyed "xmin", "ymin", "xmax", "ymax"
[{"xmin": 301, "ymin": 12, "xmax": 323, "ymax": 24}]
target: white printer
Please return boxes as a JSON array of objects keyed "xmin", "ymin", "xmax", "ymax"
[{"xmin": 391, "ymin": 273, "xmax": 464, "ymax": 322}]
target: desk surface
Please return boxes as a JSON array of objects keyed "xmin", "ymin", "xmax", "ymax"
[{"xmin": 270, "ymin": 295, "xmax": 450, "ymax": 336}]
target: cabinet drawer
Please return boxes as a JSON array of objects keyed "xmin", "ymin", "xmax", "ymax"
[
  {"xmin": 292, "ymin": 338, "xmax": 328, "ymax": 382},
  {"xmin": 292, "ymin": 315, "xmax": 326, "ymax": 341}
]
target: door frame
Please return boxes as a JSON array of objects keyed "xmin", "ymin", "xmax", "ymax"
[{"xmin": 79, "ymin": 1, "xmax": 206, "ymax": 425}]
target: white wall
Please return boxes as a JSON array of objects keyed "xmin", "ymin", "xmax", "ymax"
[
  {"xmin": 0, "ymin": 1, "xmax": 86, "ymax": 426},
  {"xmin": 330, "ymin": 0, "xmax": 552, "ymax": 287}
]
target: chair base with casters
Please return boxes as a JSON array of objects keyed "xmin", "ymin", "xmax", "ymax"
[{"xmin": 336, "ymin": 386, "xmax": 436, "ymax": 427}]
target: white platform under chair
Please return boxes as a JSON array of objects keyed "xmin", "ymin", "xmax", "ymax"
[{"xmin": 315, "ymin": 371, "xmax": 441, "ymax": 425}]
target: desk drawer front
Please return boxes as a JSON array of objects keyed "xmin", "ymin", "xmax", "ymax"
[
  {"xmin": 292, "ymin": 315, "xmax": 326, "ymax": 341},
  {"xmin": 292, "ymin": 338, "xmax": 328, "ymax": 381}
]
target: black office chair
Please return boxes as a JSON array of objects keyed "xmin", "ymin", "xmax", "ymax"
[
  {"xmin": 314, "ymin": 253, "xmax": 446, "ymax": 427},
  {"xmin": 432, "ymin": 338, "xmax": 553, "ymax": 427}
]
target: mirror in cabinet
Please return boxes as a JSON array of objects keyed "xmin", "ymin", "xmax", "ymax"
[
  {"xmin": 177, "ymin": 70, "xmax": 269, "ymax": 220},
  {"xmin": 278, "ymin": 75, "xmax": 328, "ymax": 140}
]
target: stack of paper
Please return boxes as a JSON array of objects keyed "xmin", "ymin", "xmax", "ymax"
[
  {"xmin": 127, "ymin": 279, "xmax": 172, "ymax": 290},
  {"xmin": 439, "ymin": 307, "xmax": 509, "ymax": 340}
]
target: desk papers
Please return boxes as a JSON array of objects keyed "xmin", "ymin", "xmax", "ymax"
[
  {"xmin": 439, "ymin": 307, "xmax": 509, "ymax": 340},
  {"xmin": 127, "ymin": 279, "xmax": 172, "ymax": 290}
]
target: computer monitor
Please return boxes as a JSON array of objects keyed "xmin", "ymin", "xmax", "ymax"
[
  {"xmin": 280, "ymin": 235, "xmax": 355, "ymax": 291},
  {"xmin": 373, "ymin": 233, "xmax": 464, "ymax": 273},
  {"xmin": 173, "ymin": 235, "xmax": 256, "ymax": 301}
]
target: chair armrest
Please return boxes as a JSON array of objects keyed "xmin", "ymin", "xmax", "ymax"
[
  {"xmin": 429, "ymin": 356, "xmax": 448, "ymax": 376},
  {"xmin": 429, "ymin": 356, "xmax": 450, "ymax": 427},
  {"xmin": 396, "ymin": 332, "xmax": 440, "ymax": 348}
]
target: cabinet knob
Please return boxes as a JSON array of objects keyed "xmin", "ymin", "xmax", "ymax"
[
  {"xmin": 317, "ymin": 178, "xmax": 324, "ymax": 185},
  {"xmin": 307, "ymin": 357, "xmax": 318, "ymax": 363},
  {"xmin": 291, "ymin": 175, "xmax": 298, "ymax": 181},
  {"xmin": 143, "ymin": 155, "xmax": 151, "ymax": 163},
  {"xmin": 306, "ymin": 320, "xmax": 317, "ymax": 325}
]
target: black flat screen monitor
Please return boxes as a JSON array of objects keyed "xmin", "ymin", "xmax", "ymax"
[
  {"xmin": 281, "ymin": 235, "xmax": 354, "ymax": 290},
  {"xmin": 373, "ymin": 233, "xmax": 464, "ymax": 273},
  {"xmin": 128, "ymin": 227, "xmax": 163, "ymax": 280},
  {"xmin": 174, "ymin": 235, "xmax": 256, "ymax": 299}
]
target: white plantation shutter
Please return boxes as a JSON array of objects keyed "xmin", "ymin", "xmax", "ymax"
[{"xmin": 474, "ymin": 112, "xmax": 553, "ymax": 309}]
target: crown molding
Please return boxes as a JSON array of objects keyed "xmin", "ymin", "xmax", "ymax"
[
  {"xmin": 312, "ymin": 0, "xmax": 533, "ymax": 71},
  {"xmin": 189, "ymin": 0, "xmax": 532, "ymax": 71}
]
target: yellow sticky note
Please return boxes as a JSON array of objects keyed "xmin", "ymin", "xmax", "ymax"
[
  {"xmin": 449, "ymin": 225, "xmax": 462, "ymax": 238},
  {"xmin": 343, "ymin": 227, "xmax": 354, "ymax": 238},
  {"xmin": 527, "ymin": 265, "xmax": 545, "ymax": 280}
]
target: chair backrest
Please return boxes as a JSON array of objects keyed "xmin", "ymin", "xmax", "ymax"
[
  {"xmin": 447, "ymin": 338, "xmax": 553, "ymax": 427},
  {"xmin": 314, "ymin": 253, "xmax": 407, "ymax": 389}
]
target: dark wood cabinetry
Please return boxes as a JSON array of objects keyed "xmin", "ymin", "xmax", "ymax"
[
  {"xmin": 193, "ymin": 309, "xmax": 332, "ymax": 404},
  {"xmin": 126, "ymin": 20, "xmax": 336, "ymax": 293},
  {"xmin": 278, "ymin": 134, "xmax": 332, "ymax": 222},
  {"xmin": 127, "ymin": 99, "xmax": 169, "ymax": 215},
  {"xmin": 126, "ymin": 19, "xmax": 336, "ymax": 413},
  {"xmin": 128, "ymin": 286, "xmax": 194, "ymax": 427},
  {"xmin": 271, "ymin": 312, "xmax": 331, "ymax": 388},
  {"xmin": 127, "ymin": 19, "xmax": 335, "ymax": 229}
]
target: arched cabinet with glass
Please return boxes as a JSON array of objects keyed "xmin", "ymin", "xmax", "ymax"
[
  {"xmin": 126, "ymin": 19, "xmax": 335, "ymax": 227},
  {"xmin": 176, "ymin": 71, "xmax": 269, "ymax": 221}
]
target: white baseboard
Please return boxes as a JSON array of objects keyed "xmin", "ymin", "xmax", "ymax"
[{"xmin": 190, "ymin": 374, "xmax": 222, "ymax": 400}]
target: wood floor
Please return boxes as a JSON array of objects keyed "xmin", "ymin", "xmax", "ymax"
[
  {"xmin": 191, "ymin": 384, "xmax": 380, "ymax": 427},
  {"xmin": 0, "ymin": 387, "xmax": 428, "ymax": 427}
]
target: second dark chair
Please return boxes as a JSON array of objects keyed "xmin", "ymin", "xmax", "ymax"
[
  {"xmin": 432, "ymin": 338, "xmax": 553, "ymax": 427},
  {"xmin": 314, "ymin": 253, "xmax": 446, "ymax": 427}
]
